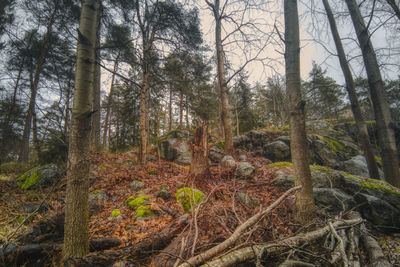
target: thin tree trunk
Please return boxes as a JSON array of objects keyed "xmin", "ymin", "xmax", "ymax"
[
  {"xmin": 139, "ymin": 70, "xmax": 149, "ymax": 164},
  {"xmin": 169, "ymin": 84, "xmax": 173, "ymax": 131},
  {"xmin": 32, "ymin": 110, "xmax": 40, "ymax": 158},
  {"xmin": 214, "ymin": 0, "xmax": 234, "ymax": 155},
  {"xmin": 64, "ymin": 77, "xmax": 72, "ymax": 135},
  {"xmin": 185, "ymin": 96, "xmax": 189, "ymax": 128},
  {"xmin": 284, "ymin": 0, "xmax": 316, "ymax": 224},
  {"xmin": 235, "ymin": 102, "xmax": 239, "ymax": 136},
  {"xmin": 179, "ymin": 90, "xmax": 183, "ymax": 129},
  {"xmin": 189, "ymin": 121, "xmax": 209, "ymax": 178},
  {"xmin": 19, "ymin": 1, "xmax": 58, "ymax": 162},
  {"xmin": 63, "ymin": 0, "xmax": 99, "ymax": 263},
  {"xmin": 102, "ymin": 55, "xmax": 119, "ymax": 145},
  {"xmin": 91, "ymin": 7, "xmax": 101, "ymax": 151},
  {"xmin": 323, "ymin": 0, "xmax": 380, "ymax": 180},
  {"xmin": 346, "ymin": 0, "xmax": 400, "ymax": 187}
]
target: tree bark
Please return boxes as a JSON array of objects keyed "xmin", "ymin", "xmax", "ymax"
[
  {"xmin": 189, "ymin": 121, "xmax": 209, "ymax": 178},
  {"xmin": 91, "ymin": 6, "xmax": 101, "ymax": 151},
  {"xmin": 284, "ymin": 0, "xmax": 316, "ymax": 224},
  {"xmin": 19, "ymin": 5, "xmax": 57, "ymax": 162},
  {"xmin": 102, "ymin": 55, "xmax": 119, "ymax": 146},
  {"xmin": 179, "ymin": 90, "xmax": 183, "ymax": 129},
  {"xmin": 169, "ymin": 84, "xmax": 173, "ymax": 131},
  {"xmin": 322, "ymin": 0, "xmax": 380, "ymax": 180},
  {"xmin": 213, "ymin": 0, "xmax": 234, "ymax": 155},
  {"xmin": 345, "ymin": 0, "xmax": 400, "ymax": 187},
  {"xmin": 63, "ymin": 0, "xmax": 99, "ymax": 263},
  {"xmin": 139, "ymin": 70, "xmax": 149, "ymax": 164}
]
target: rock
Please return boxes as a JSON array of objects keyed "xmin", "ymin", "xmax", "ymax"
[
  {"xmin": 237, "ymin": 162, "xmax": 255, "ymax": 179},
  {"xmin": 233, "ymin": 135, "xmax": 251, "ymax": 148},
  {"xmin": 16, "ymin": 164, "xmax": 60, "ymax": 190},
  {"xmin": 209, "ymin": 146, "xmax": 224, "ymax": 162},
  {"xmin": 20, "ymin": 203, "xmax": 48, "ymax": 213},
  {"xmin": 236, "ymin": 192, "xmax": 260, "ymax": 209},
  {"xmin": 157, "ymin": 189, "xmax": 170, "ymax": 200},
  {"xmin": 221, "ymin": 155, "xmax": 236, "ymax": 168},
  {"xmin": 176, "ymin": 151, "xmax": 191, "ymax": 165},
  {"xmin": 159, "ymin": 138, "xmax": 191, "ymax": 164},
  {"xmin": 175, "ymin": 187, "xmax": 206, "ymax": 212},
  {"xmin": 310, "ymin": 139, "xmax": 337, "ymax": 167},
  {"xmin": 89, "ymin": 190, "xmax": 108, "ymax": 212},
  {"xmin": 355, "ymin": 193, "xmax": 400, "ymax": 231},
  {"xmin": 311, "ymin": 170, "xmax": 342, "ymax": 188},
  {"xmin": 263, "ymin": 141, "xmax": 290, "ymax": 161},
  {"xmin": 130, "ymin": 180, "xmax": 145, "ymax": 191},
  {"xmin": 273, "ymin": 171, "xmax": 294, "ymax": 188},
  {"xmin": 238, "ymin": 154, "xmax": 247, "ymax": 161},
  {"xmin": 313, "ymin": 188, "xmax": 354, "ymax": 213},
  {"xmin": 342, "ymin": 155, "xmax": 384, "ymax": 178},
  {"xmin": 275, "ymin": 136, "xmax": 290, "ymax": 146}
]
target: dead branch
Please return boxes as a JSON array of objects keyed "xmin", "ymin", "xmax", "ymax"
[
  {"xmin": 178, "ymin": 186, "xmax": 302, "ymax": 267},
  {"xmin": 199, "ymin": 218, "xmax": 362, "ymax": 267},
  {"xmin": 328, "ymin": 222, "xmax": 348, "ymax": 266}
]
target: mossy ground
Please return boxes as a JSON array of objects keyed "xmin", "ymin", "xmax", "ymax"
[
  {"xmin": 135, "ymin": 205, "xmax": 153, "ymax": 217},
  {"xmin": 111, "ymin": 209, "xmax": 121, "ymax": 217},
  {"xmin": 17, "ymin": 167, "xmax": 45, "ymax": 190},
  {"xmin": 268, "ymin": 162, "xmax": 293, "ymax": 168},
  {"xmin": 127, "ymin": 196, "xmax": 149, "ymax": 209}
]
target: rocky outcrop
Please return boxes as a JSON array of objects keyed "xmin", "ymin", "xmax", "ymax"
[
  {"xmin": 221, "ymin": 156, "xmax": 236, "ymax": 168},
  {"xmin": 263, "ymin": 141, "xmax": 290, "ymax": 162},
  {"xmin": 159, "ymin": 138, "xmax": 191, "ymax": 165},
  {"xmin": 273, "ymin": 167, "xmax": 400, "ymax": 232},
  {"xmin": 236, "ymin": 162, "xmax": 255, "ymax": 179}
]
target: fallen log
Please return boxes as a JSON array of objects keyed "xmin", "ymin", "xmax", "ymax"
[
  {"xmin": 0, "ymin": 238, "xmax": 121, "ymax": 266},
  {"xmin": 66, "ymin": 215, "xmax": 189, "ymax": 266},
  {"xmin": 197, "ymin": 218, "xmax": 362, "ymax": 267}
]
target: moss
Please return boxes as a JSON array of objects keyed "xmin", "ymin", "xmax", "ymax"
[
  {"xmin": 175, "ymin": 187, "xmax": 206, "ymax": 212},
  {"xmin": 135, "ymin": 205, "xmax": 153, "ymax": 217},
  {"xmin": 268, "ymin": 162, "xmax": 293, "ymax": 168},
  {"xmin": 16, "ymin": 167, "xmax": 45, "ymax": 190},
  {"xmin": 147, "ymin": 170, "xmax": 157, "ymax": 175},
  {"xmin": 374, "ymin": 155, "xmax": 382, "ymax": 167},
  {"xmin": 345, "ymin": 120, "xmax": 375, "ymax": 125},
  {"xmin": 310, "ymin": 165, "xmax": 334, "ymax": 173},
  {"xmin": 92, "ymin": 190, "xmax": 100, "ymax": 195},
  {"xmin": 217, "ymin": 141, "xmax": 225, "ymax": 150},
  {"xmin": 359, "ymin": 180, "xmax": 400, "ymax": 195},
  {"xmin": 282, "ymin": 125, "xmax": 290, "ymax": 131},
  {"xmin": 125, "ymin": 196, "xmax": 135, "ymax": 204},
  {"xmin": 128, "ymin": 196, "xmax": 149, "ymax": 209},
  {"xmin": 341, "ymin": 171, "xmax": 362, "ymax": 180},
  {"xmin": 111, "ymin": 209, "xmax": 121, "ymax": 217},
  {"xmin": 324, "ymin": 136, "xmax": 345, "ymax": 153},
  {"xmin": 366, "ymin": 120, "xmax": 376, "ymax": 125}
]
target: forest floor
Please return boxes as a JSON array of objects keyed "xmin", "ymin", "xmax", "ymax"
[{"xmin": 1, "ymin": 149, "xmax": 400, "ymax": 266}]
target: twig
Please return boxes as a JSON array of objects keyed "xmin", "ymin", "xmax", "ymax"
[
  {"xmin": 329, "ymin": 222, "xmax": 348, "ymax": 266},
  {"xmin": 178, "ymin": 185, "xmax": 302, "ymax": 267}
]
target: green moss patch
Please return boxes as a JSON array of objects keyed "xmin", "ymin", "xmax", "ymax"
[
  {"xmin": 268, "ymin": 162, "xmax": 292, "ymax": 169},
  {"xmin": 147, "ymin": 170, "xmax": 157, "ymax": 175},
  {"xmin": 92, "ymin": 190, "xmax": 100, "ymax": 195},
  {"xmin": 17, "ymin": 167, "xmax": 45, "ymax": 190},
  {"xmin": 127, "ymin": 196, "xmax": 149, "ymax": 210},
  {"xmin": 324, "ymin": 136, "xmax": 345, "ymax": 153},
  {"xmin": 310, "ymin": 165, "xmax": 334, "ymax": 173},
  {"xmin": 175, "ymin": 187, "xmax": 206, "ymax": 212},
  {"xmin": 360, "ymin": 179, "xmax": 400, "ymax": 195},
  {"xmin": 111, "ymin": 209, "xmax": 121, "ymax": 217},
  {"xmin": 135, "ymin": 205, "xmax": 153, "ymax": 217}
]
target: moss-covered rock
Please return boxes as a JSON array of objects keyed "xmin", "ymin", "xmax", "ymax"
[
  {"xmin": 135, "ymin": 205, "xmax": 153, "ymax": 217},
  {"xmin": 268, "ymin": 161, "xmax": 292, "ymax": 168},
  {"xmin": 127, "ymin": 196, "xmax": 149, "ymax": 210},
  {"xmin": 16, "ymin": 164, "xmax": 60, "ymax": 190},
  {"xmin": 111, "ymin": 209, "xmax": 121, "ymax": 217},
  {"xmin": 175, "ymin": 187, "xmax": 206, "ymax": 212}
]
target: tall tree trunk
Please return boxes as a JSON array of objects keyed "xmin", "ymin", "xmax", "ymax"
[
  {"xmin": 235, "ymin": 102, "xmax": 239, "ymax": 136},
  {"xmin": 64, "ymin": 76, "xmax": 72, "ymax": 135},
  {"xmin": 179, "ymin": 90, "xmax": 183, "ymax": 129},
  {"xmin": 102, "ymin": 55, "xmax": 119, "ymax": 146},
  {"xmin": 386, "ymin": 0, "xmax": 400, "ymax": 20},
  {"xmin": 214, "ymin": 0, "xmax": 234, "ymax": 155},
  {"xmin": 189, "ymin": 121, "xmax": 209, "ymax": 178},
  {"xmin": 63, "ymin": 0, "xmax": 99, "ymax": 263},
  {"xmin": 185, "ymin": 96, "xmax": 189, "ymax": 128},
  {"xmin": 19, "ymin": 7, "xmax": 57, "ymax": 162},
  {"xmin": 139, "ymin": 70, "xmax": 149, "ymax": 164},
  {"xmin": 32, "ymin": 110, "xmax": 40, "ymax": 158},
  {"xmin": 284, "ymin": 0, "xmax": 315, "ymax": 225},
  {"xmin": 91, "ymin": 7, "xmax": 101, "ymax": 151},
  {"xmin": 323, "ymin": 0, "xmax": 380, "ymax": 180},
  {"xmin": 346, "ymin": 0, "xmax": 400, "ymax": 187},
  {"xmin": 168, "ymin": 84, "xmax": 173, "ymax": 131}
]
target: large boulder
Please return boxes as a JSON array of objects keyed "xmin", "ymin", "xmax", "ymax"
[
  {"xmin": 234, "ymin": 130, "xmax": 270, "ymax": 150},
  {"xmin": 159, "ymin": 138, "xmax": 191, "ymax": 165},
  {"xmin": 263, "ymin": 141, "xmax": 290, "ymax": 161},
  {"xmin": 310, "ymin": 139, "xmax": 338, "ymax": 167},
  {"xmin": 16, "ymin": 164, "xmax": 60, "ymax": 190},
  {"xmin": 342, "ymin": 155, "xmax": 384, "ymax": 179},
  {"xmin": 273, "ymin": 167, "xmax": 400, "ymax": 232},
  {"xmin": 209, "ymin": 146, "xmax": 224, "ymax": 163}
]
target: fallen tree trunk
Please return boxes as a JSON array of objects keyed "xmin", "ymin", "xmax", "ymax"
[
  {"xmin": 178, "ymin": 186, "xmax": 301, "ymax": 267},
  {"xmin": 1, "ymin": 238, "xmax": 121, "ymax": 266},
  {"xmin": 197, "ymin": 218, "xmax": 362, "ymax": 267}
]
